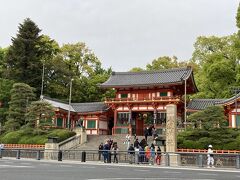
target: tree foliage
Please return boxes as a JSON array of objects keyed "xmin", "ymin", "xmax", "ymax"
[
  {"xmin": 0, "ymin": 47, "xmax": 8, "ymax": 77},
  {"xmin": 146, "ymin": 56, "xmax": 180, "ymax": 70},
  {"xmin": 0, "ymin": 78, "xmax": 14, "ymax": 126},
  {"xmin": 187, "ymin": 106, "xmax": 227, "ymax": 130},
  {"xmin": 25, "ymin": 100, "xmax": 55, "ymax": 128},
  {"xmin": 44, "ymin": 42, "xmax": 112, "ymax": 102},
  {"xmin": 4, "ymin": 19, "xmax": 58, "ymax": 96},
  {"xmin": 5, "ymin": 83, "xmax": 35, "ymax": 131},
  {"xmin": 191, "ymin": 35, "xmax": 240, "ymax": 98}
]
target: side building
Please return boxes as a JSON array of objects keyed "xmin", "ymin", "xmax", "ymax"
[
  {"xmin": 187, "ymin": 93, "xmax": 240, "ymax": 128},
  {"xmin": 43, "ymin": 97, "xmax": 112, "ymax": 135}
]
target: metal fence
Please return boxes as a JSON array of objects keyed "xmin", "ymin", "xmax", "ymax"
[{"xmin": 1, "ymin": 149, "xmax": 240, "ymax": 169}]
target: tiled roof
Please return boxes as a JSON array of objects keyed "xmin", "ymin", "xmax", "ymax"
[
  {"xmin": 71, "ymin": 102, "xmax": 109, "ymax": 113},
  {"xmin": 43, "ymin": 96, "xmax": 74, "ymax": 112},
  {"xmin": 43, "ymin": 96, "xmax": 109, "ymax": 113},
  {"xmin": 187, "ymin": 99, "xmax": 225, "ymax": 110},
  {"xmin": 100, "ymin": 67, "xmax": 193, "ymax": 88},
  {"xmin": 215, "ymin": 92, "xmax": 240, "ymax": 105}
]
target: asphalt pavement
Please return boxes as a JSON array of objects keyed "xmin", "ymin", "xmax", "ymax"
[{"xmin": 0, "ymin": 158, "xmax": 240, "ymax": 180}]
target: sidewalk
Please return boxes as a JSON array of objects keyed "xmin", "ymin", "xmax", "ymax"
[{"xmin": 2, "ymin": 157, "xmax": 240, "ymax": 173}]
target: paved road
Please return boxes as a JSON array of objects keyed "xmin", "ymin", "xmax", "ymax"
[{"xmin": 0, "ymin": 158, "xmax": 240, "ymax": 180}]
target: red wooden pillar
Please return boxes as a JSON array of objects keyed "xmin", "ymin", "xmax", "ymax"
[
  {"xmin": 97, "ymin": 114, "xmax": 100, "ymax": 135},
  {"xmin": 113, "ymin": 109, "xmax": 117, "ymax": 135},
  {"xmin": 229, "ymin": 113, "xmax": 232, "ymax": 128}
]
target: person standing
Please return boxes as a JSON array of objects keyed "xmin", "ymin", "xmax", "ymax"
[
  {"xmin": 128, "ymin": 144, "xmax": 135, "ymax": 164},
  {"xmin": 144, "ymin": 127, "xmax": 148, "ymax": 142},
  {"xmin": 134, "ymin": 138, "xmax": 140, "ymax": 149},
  {"xmin": 125, "ymin": 134, "xmax": 131, "ymax": 150},
  {"xmin": 149, "ymin": 146, "xmax": 155, "ymax": 165},
  {"xmin": 207, "ymin": 145, "xmax": 214, "ymax": 168},
  {"xmin": 112, "ymin": 144, "xmax": 119, "ymax": 163},
  {"xmin": 98, "ymin": 142, "xmax": 103, "ymax": 161},
  {"xmin": 103, "ymin": 141, "xmax": 109, "ymax": 163},
  {"xmin": 0, "ymin": 142, "xmax": 4, "ymax": 158},
  {"xmin": 156, "ymin": 146, "xmax": 161, "ymax": 165}
]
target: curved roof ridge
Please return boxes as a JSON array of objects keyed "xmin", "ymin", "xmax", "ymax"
[
  {"xmin": 100, "ymin": 66, "xmax": 196, "ymax": 90},
  {"xmin": 191, "ymin": 98, "xmax": 224, "ymax": 101},
  {"xmin": 43, "ymin": 96, "xmax": 68, "ymax": 104},
  {"xmin": 215, "ymin": 92, "xmax": 240, "ymax": 104},
  {"xmin": 71, "ymin": 102, "xmax": 105, "ymax": 105},
  {"xmin": 113, "ymin": 67, "xmax": 191, "ymax": 75}
]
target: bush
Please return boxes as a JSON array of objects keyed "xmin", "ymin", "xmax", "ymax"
[
  {"xmin": 1, "ymin": 131, "xmax": 23, "ymax": 143},
  {"xmin": 177, "ymin": 128, "xmax": 240, "ymax": 150},
  {"xmin": 0, "ymin": 128, "xmax": 76, "ymax": 144},
  {"xmin": 47, "ymin": 129, "xmax": 76, "ymax": 142}
]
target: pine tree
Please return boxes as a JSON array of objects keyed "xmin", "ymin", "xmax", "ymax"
[
  {"xmin": 236, "ymin": 3, "xmax": 240, "ymax": 36},
  {"xmin": 4, "ymin": 18, "xmax": 43, "ymax": 94},
  {"xmin": 5, "ymin": 83, "xmax": 35, "ymax": 131}
]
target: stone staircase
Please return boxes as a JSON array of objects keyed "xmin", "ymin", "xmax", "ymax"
[{"xmin": 74, "ymin": 134, "xmax": 156, "ymax": 151}]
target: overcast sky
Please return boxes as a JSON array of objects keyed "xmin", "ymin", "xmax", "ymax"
[{"xmin": 0, "ymin": 0, "xmax": 239, "ymax": 71}]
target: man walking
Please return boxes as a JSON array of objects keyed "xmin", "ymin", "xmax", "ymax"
[{"xmin": 207, "ymin": 144, "xmax": 214, "ymax": 168}]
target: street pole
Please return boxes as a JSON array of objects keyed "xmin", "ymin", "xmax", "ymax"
[
  {"xmin": 184, "ymin": 77, "xmax": 187, "ymax": 130},
  {"xmin": 40, "ymin": 63, "xmax": 45, "ymax": 100},
  {"xmin": 67, "ymin": 79, "xmax": 73, "ymax": 130}
]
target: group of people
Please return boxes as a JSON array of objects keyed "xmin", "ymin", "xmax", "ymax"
[
  {"xmin": 98, "ymin": 137, "xmax": 215, "ymax": 167},
  {"xmin": 128, "ymin": 138, "xmax": 162, "ymax": 165},
  {"xmin": 144, "ymin": 126, "xmax": 157, "ymax": 141},
  {"xmin": 98, "ymin": 138, "xmax": 119, "ymax": 163}
]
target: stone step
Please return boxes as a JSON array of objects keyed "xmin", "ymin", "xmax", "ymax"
[{"xmin": 74, "ymin": 135, "xmax": 157, "ymax": 151}]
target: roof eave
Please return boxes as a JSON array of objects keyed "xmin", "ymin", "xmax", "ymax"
[{"xmin": 100, "ymin": 81, "xmax": 183, "ymax": 89}]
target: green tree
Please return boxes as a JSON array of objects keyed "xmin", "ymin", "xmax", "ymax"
[
  {"xmin": 4, "ymin": 18, "xmax": 56, "ymax": 96},
  {"xmin": 0, "ymin": 78, "xmax": 14, "ymax": 132},
  {"xmin": 236, "ymin": 3, "xmax": 240, "ymax": 36},
  {"xmin": 5, "ymin": 83, "xmax": 35, "ymax": 131},
  {"xmin": 129, "ymin": 67, "xmax": 145, "ymax": 72},
  {"xmin": 0, "ymin": 47, "xmax": 8, "ymax": 77},
  {"xmin": 187, "ymin": 106, "xmax": 227, "ymax": 130},
  {"xmin": 44, "ymin": 42, "xmax": 111, "ymax": 102},
  {"xmin": 78, "ymin": 66, "xmax": 114, "ymax": 102},
  {"xmin": 25, "ymin": 100, "xmax": 55, "ymax": 128},
  {"xmin": 146, "ymin": 56, "xmax": 180, "ymax": 70},
  {"xmin": 191, "ymin": 35, "xmax": 239, "ymax": 98}
]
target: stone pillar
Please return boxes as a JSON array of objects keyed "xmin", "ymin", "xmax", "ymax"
[
  {"xmin": 74, "ymin": 127, "xmax": 87, "ymax": 144},
  {"xmin": 165, "ymin": 104, "xmax": 180, "ymax": 166},
  {"xmin": 166, "ymin": 104, "xmax": 177, "ymax": 152},
  {"xmin": 44, "ymin": 141, "xmax": 59, "ymax": 160}
]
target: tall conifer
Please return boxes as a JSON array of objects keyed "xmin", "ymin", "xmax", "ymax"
[{"xmin": 5, "ymin": 18, "xmax": 42, "ymax": 94}]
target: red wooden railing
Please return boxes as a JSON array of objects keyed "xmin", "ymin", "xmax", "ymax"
[
  {"xmin": 105, "ymin": 96, "xmax": 181, "ymax": 103},
  {"xmin": 177, "ymin": 148, "xmax": 240, "ymax": 154},
  {"xmin": 4, "ymin": 144, "xmax": 45, "ymax": 149}
]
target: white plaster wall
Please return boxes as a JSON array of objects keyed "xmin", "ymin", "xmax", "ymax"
[
  {"xmin": 123, "ymin": 107, "xmax": 129, "ymax": 111},
  {"xmin": 157, "ymin": 106, "xmax": 164, "ymax": 110},
  {"xmin": 139, "ymin": 107, "xmax": 147, "ymax": 110},
  {"xmin": 99, "ymin": 121, "xmax": 108, "ymax": 129},
  {"xmin": 232, "ymin": 114, "xmax": 236, "ymax": 128},
  {"xmin": 91, "ymin": 130, "xmax": 98, "ymax": 135}
]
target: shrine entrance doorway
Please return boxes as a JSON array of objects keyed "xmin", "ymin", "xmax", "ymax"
[{"xmin": 132, "ymin": 112, "xmax": 154, "ymax": 136}]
